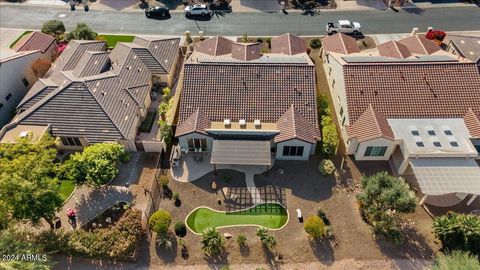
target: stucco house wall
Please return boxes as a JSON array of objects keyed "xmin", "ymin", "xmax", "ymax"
[
  {"xmin": 178, "ymin": 133, "xmax": 214, "ymax": 152},
  {"xmin": 353, "ymin": 137, "xmax": 396, "ymax": 161},
  {"xmin": 276, "ymin": 139, "xmax": 313, "ymax": 160}
]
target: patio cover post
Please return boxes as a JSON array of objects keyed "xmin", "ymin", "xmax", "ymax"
[
  {"xmin": 467, "ymin": 194, "xmax": 478, "ymax": 206},
  {"xmin": 419, "ymin": 195, "xmax": 428, "ymax": 205}
]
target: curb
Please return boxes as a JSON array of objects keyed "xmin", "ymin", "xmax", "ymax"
[{"xmin": 184, "ymin": 203, "xmax": 290, "ymax": 236}]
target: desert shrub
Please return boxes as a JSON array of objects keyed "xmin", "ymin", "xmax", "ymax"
[
  {"xmin": 159, "ymin": 175, "xmax": 169, "ymax": 188},
  {"xmin": 317, "ymin": 209, "xmax": 330, "ymax": 226},
  {"xmin": 174, "ymin": 222, "xmax": 187, "ymax": 237},
  {"xmin": 172, "ymin": 192, "xmax": 179, "ymax": 201},
  {"xmin": 433, "ymin": 212, "xmax": 480, "ymax": 256},
  {"xmin": 256, "ymin": 227, "xmax": 277, "ymax": 251},
  {"xmin": 318, "ymin": 159, "xmax": 335, "ymax": 176},
  {"xmin": 149, "ymin": 210, "xmax": 172, "ymax": 235},
  {"xmin": 432, "ymin": 250, "xmax": 480, "ymax": 270},
  {"xmin": 119, "ymin": 152, "xmax": 132, "ymax": 163},
  {"xmin": 236, "ymin": 234, "xmax": 247, "ymax": 246},
  {"xmin": 321, "ymin": 115, "xmax": 338, "ymax": 157},
  {"xmin": 201, "ymin": 227, "xmax": 225, "ymax": 256},
  {"xmin": 304, "ymin": 215, "xmax": 327, "ymax": 239},
  {"xmin": 309, "ymin": 38, "xmax": 322, "ymax": 49}
]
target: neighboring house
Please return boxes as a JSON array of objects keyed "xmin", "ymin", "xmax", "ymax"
[
  {"xmin": 175, "ymin": 34, "xmax": 320, "ymax": 167},
  {"xmin": 0, "ymin": 51, "xmax": 42, "ymax": 127},
  {"xmin": 0, "ymin": 37, "xmax": 181, "ymax": 152},
  {"xmin": 322, "ymin": 33, "xmax": 480, "ymax": 205},
  {"xmin": 445, "ymin": 34, "xmax": 480, "ymax": 66},
  {"xmin": 12, "ymin": 31, "xmax": 57, "ymax": 60}
]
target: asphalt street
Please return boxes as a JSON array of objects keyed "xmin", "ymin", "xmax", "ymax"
[{"xmin": 0, "ymin": 5, "xmax": 479, "ymax": 36}]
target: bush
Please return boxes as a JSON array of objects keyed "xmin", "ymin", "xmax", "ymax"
[
  {"xmin": 159, "ymin": 175, "xmax": 169, "ymax": 188},
  {"xmin": 425, "ymin": 29, "xmax": 446, "ymax": 42},
  {"xmin": 201, "ymin": 227, "xmax": 225, "ymax": 256},
  {"xmin": 432, "ymin": 250, "xmax": 480, "ymax": 270},
  {"xmin": 309, "ymin": 38, "xmax": 322, "ymax": 49},
  {"xmin": 256, "ymin": 227, "xmax": 277, "ymax": 251},
  {"xmin": 172, "ymin": 192, "xmax": 180, "ymax": 201},
  {"xmin": 236, "ymin": 234, "xmax": 247, "ymax": 246},
  {"xmin": 433, "ymin": 212, "xmax": 480, "ymax": 256},
  {"xmin": 357, "ymin": 172, "xmax": 417, "ymax": 245},
  {"xmin": 304, "ymin": 215, "xmax": 327, "ymax": 239},
  {"xmin": 321, "ymin": 116, "xmax": 338, "ymax": 157},
  {"xmin": 317, "ymin": 209, "xmax": 330, "ymax": 226},
  {"xmin": 149, "ymin": 210, "xmax": 172, "ymax": 235},
  {"xmin": 41, "ymin": 20, "xmax": 65, "ymax": 39},
  {"xmin": 174, "ymin": 222, "xmax": 187, "ymax": 237},
  {"xmin": 119, "ymin": 152, "xmax": 132, "ymax": 163},
  {"xmin": 319, "ymin": 159, "xmax": 335, "ymax": 176},
  {"xmin": 66, "ymin": 23, "xmax": 98, "ymax": 41}
]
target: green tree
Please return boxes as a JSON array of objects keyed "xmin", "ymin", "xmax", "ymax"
[
  {"xmin": 432, "ymin": 250, "xmax": 480, "ymax": 270},
  {"xmin": 304, "ymin": 215, "xmax": 327, "ymax": 239},
  {"xmin": 321, "ymin": 115, "xmax": 338, "ymax": 157},
  {"xmin": 0, "ymin": 135, "xmax": 63, "ymax": 228},
  {"xmin": 256, "ymin": 227, "xmax": 277, "ymax": 251},
  {"xmin": 433, "ymin": 212, "xmax": 480, "ymax": 256},
  {"xmin": 66, "ymin": 23, "xmax": 98, "ymax": 41},
  {"xmin": 162, "ymin": 87, "xmax": 172, "ymax": 102},
  {"xmin": 357, "ymin": 172, "xmax": 417, "ymax": 244},
  {"xmin": 159, "ymin": 120, "xmax": 173, "ymax": 145},
  {"xmin": 61, "ymin": 142, "xmax": 124, "ymax": 186},
  {"xmin": 0, "ymin": 229, "xmax": 52, "ymax": 270},
  {"xmin": 201, "ymin": 227, "xmax": 225, "ymax": 256},
  {"xmin": 41, "ymin": 19, "xmax": 65, "ymax": 40},
  {"xmin": 149, "ymin": 210, "xmax": 172, "ymax": 235}
]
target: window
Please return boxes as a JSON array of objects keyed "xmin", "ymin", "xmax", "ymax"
[
  {"xmin": 364, "ymin": 146, "xmax": 387, "ymax": 157},
  {"xmin": 444, "ymin": 130, "xmax": 453, "ymax": 136},
  {"xmin": 433, "ymin": 141, "xmax": 441, "ymax": 147},
  {"xmin": 282, "ymin": 146, "xmax": 304, "ymax": 157},
  {"xmin": 416, "ymin": 142, "xmax": 424, "ymax": 147},
  {"xmin": 341, "ymin": 116, "xmax": 346, "ymax": 126},
  {"xmin": 339, "ymin": 107, "xmax": 344, "ymax": 117},
  {"xmin": 5, "ymin": 93, "xmax": 12, "ymax": 101},
  {"xmin": 411, "ymin": 130, "xmax": 419, "ymax": 136},
  {"xmin": 332, "ymin": 79, "xmax": 335, "ymax": 88},
  {"xmin": 187, "ymin": 138, "xmax": 207, "ymax": 152},
  {"xmin": 0, "ymin": 103, "xmax": 3, "ymax": 110},
  {"xmin": 21, "ymin": 78, "xmax": 29, "ymax": 87},
  {"xmin": 450, "ymin": 141, "xmax": 459, "ymax": 147},
  {"xmin": 60, "ymin": 137, "xmax": 82, "ymax": 146},
  {"xmin": 427, "ymin": 130, "xmax": 436, "ymax": 136},
  {"xmin": 475, "ymin": 144, "xmax": 480, "ymax": 153}
]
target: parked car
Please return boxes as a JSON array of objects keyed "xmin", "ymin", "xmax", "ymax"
[
  {"xmin": 184, "ymin": 4, "xmax": 210, "ymax": 16},
  {"xmin": 145, "ymin": 6, "xmax": 170, "ymax": 18},
  {"xmin": 326, "ymin": 20, "xmax": 361, "ymax": 35}
]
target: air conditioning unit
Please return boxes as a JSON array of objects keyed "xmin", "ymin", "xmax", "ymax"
[
  {"xmin": 254, "ymin": 119, "xmax": 261, "ymax": 127},
  {"xmin": 19, "ymin": 131, "xmax": 29, "ymax": 138},
  {"xmin": 224, "ymin": 119, "xmax": 231, "ymax": 127},
  {"xmin": 239, "ymin": 119, "xmax": 246, "ymax": 126}
]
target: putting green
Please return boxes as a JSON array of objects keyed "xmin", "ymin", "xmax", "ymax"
[{"xmin": 186, "ymin": 203, "xmax": 288, "ymax": 234}]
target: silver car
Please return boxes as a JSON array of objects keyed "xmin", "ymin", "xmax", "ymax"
[{"xmin": 184, "ymin": 4, "xmax": 210, "ymax": 16}]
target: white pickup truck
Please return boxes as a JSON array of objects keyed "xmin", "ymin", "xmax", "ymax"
[{"xmin": 326, "ymin": 20, "xmax": 361, "ymax": 35}]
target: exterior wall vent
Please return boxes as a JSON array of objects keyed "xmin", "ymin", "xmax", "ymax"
[{"xmin": 19, "ymin": 131, "xmax": 29, "ymax": 138}]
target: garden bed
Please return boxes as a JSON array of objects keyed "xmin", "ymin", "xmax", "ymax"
[
  {"xmin": 83, "ymin": 201, "xmax": 128, "ymax": 231},
  {"xmin": 139, "ymin": 109, "xmax": 157, "ymax": 133},
  {"xmin": 186, "ymin": 203, "xmax": 289, "ymax": 234}
]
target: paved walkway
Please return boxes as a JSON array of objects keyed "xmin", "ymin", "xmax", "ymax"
[{"xmin": 58, "ymin": 152, "xmax": 142, "ymax": 228}]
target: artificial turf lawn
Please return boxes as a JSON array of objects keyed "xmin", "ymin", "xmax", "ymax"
[
  {"xmin": 10, "ymin": 31, "xmax": 33, "ymax": 48},
  {"xmin": 97, "ymin": 34, "xmax": 135, "ymax": 48},
  {"xmin": 186, "ymin": 203, "xmax": 288, "ymax": 234},
  {"xmin": 59, "ymin": 180, "xmax": 75, "ymax": 202}
]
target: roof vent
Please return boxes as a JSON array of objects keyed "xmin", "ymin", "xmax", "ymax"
[
  {"xmin": 239, "ymin": 119, "xmax": 246, "ymax": 127},
  {"xmin": 19, "ymin": 131, "xmax": 29, "ymax": 138},
  {"xmin": 224, "ymin": 119, "xmax": 231, "ymax": 127},
  {"xmin": 254, "ymin": 119, "xmax": 261, "ymax": 127}
]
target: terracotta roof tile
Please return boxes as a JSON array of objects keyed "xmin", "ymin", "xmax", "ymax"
[
  {"xmin": 464, "ymin": 108, "xmax": 480, "ymax": 138},
  {"xmin": 271, "ymin": 33, "xmax": 307, "ymax": 55},
  {"xmin": 398, "ymin": 35, "xmax": 440, "ymax": 55},
  {"xmin": 275, "ymin": 105, "xmax": 319, "ymax": 143},
  {"xmin": 194, "ymin": 36, "xmax": 233, "ymax": 56},
  {"xmin": 343, "ymin": 62, "xmax": 480, "ymax": 124},
  {"xmin": 175, "ymin": 108, "xmax": 211, "ymax": 136},
  {"xmin": 347, "ymin": 105, "xmax": 395, "ymax": 142},
  {"xmin": 231, "ymin": 42, "xmax": 261, "ymax": 61},
  {"xmin": 13, "ymin": 31, "xmax": 56, "ymax": 53},
  {"xmin": 322, "ymin": 33, "xmax": 360, "ymax": 55},
  {"xmin": 377, "ymin": 40, "xmax": 411, "ymax": 59}
]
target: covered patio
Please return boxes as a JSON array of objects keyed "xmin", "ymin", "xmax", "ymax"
[{"xmin": 409, "ymin": 158, "xmax": 480, "ymax": 207}]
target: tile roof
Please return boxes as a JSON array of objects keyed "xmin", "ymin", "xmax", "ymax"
[
  {"xmin": 343, "ymin": 62, "xmax": 480, "ymax": 124},
  {"xmin": 13, "ymin": 31, "xmax": 56, "ymax": 53},
  {"xmin": 8, "ymin": 37, "xmax": 180, "ymax": 143},
  {"xmin": 322, "ymin": 33, "xmax": 360, "ymax": 55},
  {"xmin": 133, "ymin": 36, "xmax": 180, "ymax": 72},
  {"xmin": 178, "ymin": 55, "xmax": 318, "ymax": 140},
  {"xmin": 398, "ymin": 35, "xmax": 440, "ymax": 55},
  {"xmin": 50, "ymin": 40, "xmax": 106, "ymax": 73},
  {"xmin": 464, "ymin": 108, "xmax": 480, "ymax": 138},
  {"xmin": 447, "ymin": 34, "xmax": 480, "ymax": 63},
  {"xmin": 194, "ymin": 36, "xmax": 233, "ymax": 56},
  {"xmin": 271, "ymin": 33, "xmax": 307, "ymax": 55},
  {"xmin": 347, "ymin": 105, "xmax": 395, "ymax": 142},
  {"xmin": 377, "ymin": 40, "xmax": 411, "ymax": 59},
  {"xmin": 275, "ymin": 105, "xmax": 318, "ymax": 143},
  {"xmin": 231, "ymin": 42, "xmax": 261, "ymax": 61},
  {"xmin": 175, "ymin": 108, "xmax": 211, "ymax": 136}
]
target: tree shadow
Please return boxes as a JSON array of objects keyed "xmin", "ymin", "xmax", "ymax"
[
  {"xmin": 375, "ymin": 227, "xmax": 434, "ymax": 269},
  {"xmin": 154, "ymin": 232, "xmax": 178, "ymax": 263},
  {"xmin": 301, "ymin": 8, "xmax": 321, "ymax": 16},
  {"xmin": 157, "ymin": 0, "xmax": 185, "ymax": 10},
  {"xmin": 262, "ymin": 246, "xmax": 284, "ymax": 268},
  {"xmin": 204, "ymin": 249, "xmax": 230, "ymax": 268},
  {"xmin": 239, "ymin": 244, "xmax": 250, "ymax": 256},
  {"xmin": 309, "ymin": 238, "xmax": 335, "ymax": 265}
]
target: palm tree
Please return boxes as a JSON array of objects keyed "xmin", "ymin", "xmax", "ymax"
[{"xmin": 201, "ymin": 227, "xmax": 225, "ymax": 256}]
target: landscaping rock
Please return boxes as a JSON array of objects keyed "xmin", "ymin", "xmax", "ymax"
[{"xmin": 224, "ymin": 233, "xmax": 233, "ymax": 239}]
